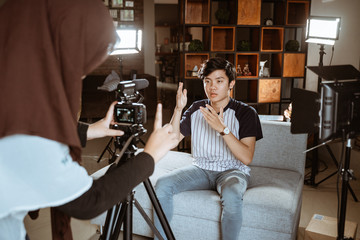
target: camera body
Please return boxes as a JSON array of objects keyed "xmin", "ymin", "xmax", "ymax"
[
  {"xmin": 112, "ymin": 79, "xmax": 148, "ymax": 148},
  {"xmin": 114, "ymin": 102, "xmax": 146, "ymax": 125},
  {"xmin": 114, "ymin": 80, "xmax": 147, "ymax": 125}
]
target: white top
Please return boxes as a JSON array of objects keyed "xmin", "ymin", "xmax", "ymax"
[{"xmin": 0, "ymin": 134, "xmax": 93, "ymax": 218}]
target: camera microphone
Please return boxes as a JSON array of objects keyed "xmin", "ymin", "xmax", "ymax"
[{"xmin": 132, "ymin": 79, "xmax": 149, "ymax": 91}]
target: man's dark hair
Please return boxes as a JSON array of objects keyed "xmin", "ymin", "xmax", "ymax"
[{"xmin": 198, "ymin": 57, "xmax": 236, "ymax": 82}]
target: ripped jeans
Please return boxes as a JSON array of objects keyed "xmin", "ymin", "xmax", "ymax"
[{"xmin": 154, "ymin": 165, "xmax": 249, "ymax": 240}]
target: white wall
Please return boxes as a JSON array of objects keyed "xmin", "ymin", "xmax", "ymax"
[
  {"xmin": 144, "ymin": 0, "xmax": 156, "ymax": 75},
  {"xmin": 306, "ymin": 0, "xmax": 360, "ymax": 91},
  {"xmin": 307, "ymin": 0, "xmax": 360, "ymax": 173}
]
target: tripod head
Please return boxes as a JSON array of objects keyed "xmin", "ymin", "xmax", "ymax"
[{"xmin": 110, "ymin": 123, "xmax": 147, "ymax": 165}]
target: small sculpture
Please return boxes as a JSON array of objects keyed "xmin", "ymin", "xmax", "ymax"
[
  {"xmin": 236, "ymin": 64, "xmax": 242, "ymax": 76},
  {"xmin": 243, "ymin": 64, "xmax": 251, "ymax": 76},
  {"xmin": 192, "ymin": 65, "xmax": 198, "ymax": 77},
  {"xmin": 259, "ymin": 60, "xmax": 267, "ymax": 77}
]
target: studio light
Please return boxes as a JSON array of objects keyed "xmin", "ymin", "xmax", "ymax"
[
  {"xmin": 111, "ymin": 29, "xmax": 142, "ymax": 55},
  {"xmin": 110, "ymin": 28, "xmax": 142, "ymax": 80},
  {"xmin": 305, "ymin": 16, "xmax": 341, "ymax": 92},
  {"xmin": 305, "ymin": 16, "xmax": 341, "ymax": 46}
]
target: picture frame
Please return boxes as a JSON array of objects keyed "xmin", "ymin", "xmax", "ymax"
[
  {"xmin": 111, "ymin": 0, "xmax": 123, "ymax": 8},
  {"xmin": 109, "ymin": 9, "xmax": 118, "ymax": 18},
  {"xmin": 125, "ymin": 1, "xmax": 134, "ymax": 7},
  {"xmin": 120, "ymin": 9, "xmax": 134, "ymax": 22}
]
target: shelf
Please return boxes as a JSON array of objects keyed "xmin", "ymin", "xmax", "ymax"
[
  {"xmin": 185, "ymin": 26, "xmax": 211, "ymax": 51},
  {"xmin": 258, "ymin": 78, "xmax": 281, "ymax": 103},
  {"xmin": 283, "ymin": 53, "xmax": 306, "ymax": 77},
  {"xmin": 211, "ymin": 27, "xmax": 235, "ymax": 51},
  {"xmin": 261, "ymin": 27, "xmax": 284, "ymax": 52},
  {"xmin": 184, "ymin": 53, "xmax": 209, "ymax": 79},
  {"xmin": 260, "ymin": 53, "xmax": 282, "ymax": 77},
  {"xmin": 234, "ymin": 80, "xmax": 258, "ymax": 102},
  {"xmin": 185, "ymin": 0, "xmax": 210, "ymax": 24},
  {"xmin": 210, "ymin": 53, "xmax": 235, "ymax": 66},
  {"xmin": 236, "ymin": 27, "xmax": 260, "ymax": 51},
  {"xmin": 184, "ymin": 78, "xmax": 207, "ymax": 106},
  {"xmin": 261, "ymin": 1, "xmax": 286, "ymax": 25},
  {"xmin": 236, "ymin": 53, "xmax": 259, "ymax": 78},
  {"xmin": 286, "ymin": 1, "xmax": 310, "ymax": 26},
  {"xmin": 237, "ymin": 0, "xmax": 261, "ymax": 25}
]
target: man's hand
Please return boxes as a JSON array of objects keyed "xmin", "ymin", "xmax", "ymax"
[
  {"xmin": 144, "ymin": 103, "xmax": 178, "ymax": 163},
  {"xmin": 199, "ymin": 104, "xmax": 226, "ymax": 133},
  {"xmin": 175, "ymin": 82, "xmax": 187, "ymax": 111},
  {"xmin": 87, "ymin": 101, "xmax": 124, "ymax": 140}
]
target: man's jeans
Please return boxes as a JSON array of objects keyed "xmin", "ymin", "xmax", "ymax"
[{"xmin": 154, "ymin": 165, "xmax": 249, "ymax": 240}]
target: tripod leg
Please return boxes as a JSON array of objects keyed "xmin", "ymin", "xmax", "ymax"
[
  {"xmin": 143, "ymin": 179, "xmax": 175, "ymax": 240},
  {"xmin": 315, "ymin": 171, "xmax": 337, "ymax": 186},
  {"xmin": 110, "ymin": 201, "xmax": 127, "ymax": 240},
  {"xmin": 102, "ymin": 205, "xmax": 119, "ymax": 240},
  {"xmin": 337, "ymin": 139, "xmax": 352, "ymax": 240},
  {"xmin": 319, "ymin": 145, "xmax": 358, "ymax": 202},
  {"xmin": 310, "ymin": 136, "xmax": 319, "ymax": 186},
  {"xmin": 124, "ymin": 193, "xmax": 133, "ymax": 240},
  {"xmin": 133, "ymin": 199, "xmax": 164, "ymax": 240},
  {"xmin": 325, "ymin": 145, "xmax": 339, "ymax": 167},
  {"xmin": 97, "ymin": 138, "xmax": 114, "ymax": 163},
  {"xmin": 348, "ymin": 185, "xmax": 359, "ymax": 202}
]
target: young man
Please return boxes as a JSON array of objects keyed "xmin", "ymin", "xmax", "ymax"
[{"xmin": 154, "ymin": 57, "xmax": 263, "ymax": 240}]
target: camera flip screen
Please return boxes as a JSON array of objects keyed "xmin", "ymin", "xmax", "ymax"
[{"xmin": 116, "ymin": 107, "xmax": 135, "ymax": 123}]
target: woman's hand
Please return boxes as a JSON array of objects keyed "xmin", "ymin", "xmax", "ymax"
[
  {"xmin": 87, "ymin": 101, "xmax": 124, "ymax": 140},
  {"xmin": 144, "ymin": 103, "xmax": 178, "ymax": 163}
]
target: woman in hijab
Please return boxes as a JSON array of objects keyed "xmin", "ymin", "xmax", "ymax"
[{"xmin": 0, "ymin": 0, "xmax": 178, "ymax": 239}]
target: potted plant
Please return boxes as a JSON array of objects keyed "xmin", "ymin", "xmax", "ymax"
[
  {"xmin": 237, "ymin": 40, "xmax": 251, "ymax": 51},
  {"xmin": 285, "ymin": 40, "xmax": 300, "ymax": 51},
  {"xmin": 188, "ymin": 39, "xmax": 204, "ymax": 52},
  {"xmin": 215, "ymin": 8, "xmax": 230, "ymax": 24}
]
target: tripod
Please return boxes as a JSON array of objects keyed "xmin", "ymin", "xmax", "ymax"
[
  {"xmin": 305, "ymin": 139, "xmax": 358, "ymax": 202},
  {"xmin": 337, "ymin": 137, "xmax": 356, "ymax": 240},
  {"xmin": 99, "ymin": 128, "xmax": 175, "ymax": 240},
  {"xmin": 306, "ymin": 46, "xmax": 358, "ymax": 203}
]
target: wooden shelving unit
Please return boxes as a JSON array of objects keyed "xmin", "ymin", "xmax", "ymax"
[
  {"xmin": 183, "ymin": 53, "xmax": 209, "ymax": 79},
  {"xmin": 179, "ymin": 0, "xmax": 310, "ymax": 113},
  {"xmin": 185, "ymin": 0, "xmax": 210, "ymax": 24},
  {"xmin": 286, "ymin": 0, "xmax": 310, "ymax": 25},
  {"xmin": 211, "ymin": 27, "xmax": 235, "ymax": 51},
  {"xmin": 236, "ymin": 53, "xmax": 259, "ymax": 78},
  {"xmin": 261, "ymin": 27, "xmax": 284, "ymax": 52},
  {"xmin": 237, "ymin": 0, "xmax": 261, "ymax": 25}
]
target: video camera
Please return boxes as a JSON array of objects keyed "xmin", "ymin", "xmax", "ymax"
[{"xmin": 112, "ymin": 79, "xmax": 149, "ymax": 146}]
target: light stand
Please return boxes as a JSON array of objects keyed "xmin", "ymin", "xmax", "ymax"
[
  {"xmin": 305, "ymin": 16, "xmax": 341, "ymax": 186},
  {"xmin": 296, "ymin": 65, "xmax": 360, "ymax": 240},
  {"xmin": 118, "ymin": 55, "xmax": 124, "ymax": 81},
  {"xmin": 337, "ymin": 137, "xmax": 355, "ymax": 240},
  {"xmin": 317, "ymin": 44, "xmax": 325, "ymax": 91}
]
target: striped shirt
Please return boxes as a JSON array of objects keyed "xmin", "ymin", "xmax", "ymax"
[{"xmin": 180, "ymin": 98, "xmax": 263, "ymax": 175}]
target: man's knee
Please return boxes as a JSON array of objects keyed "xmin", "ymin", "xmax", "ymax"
[
  {"xmin": 155, "ymin": 176, "xmax": 175, "ymax": 197},
  {"xmin": 221, "ymin": 177, "xmax": 247, "ymax": 208}
]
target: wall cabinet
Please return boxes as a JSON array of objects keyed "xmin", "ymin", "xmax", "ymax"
[{"xmin": 179, "ymin": 0, "xmax": 310, "ymax": 114}]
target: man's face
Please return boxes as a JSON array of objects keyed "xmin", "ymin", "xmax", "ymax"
[{"xmin": 203, "ymin": 69, "xmax": 234, "ymax": 103}]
